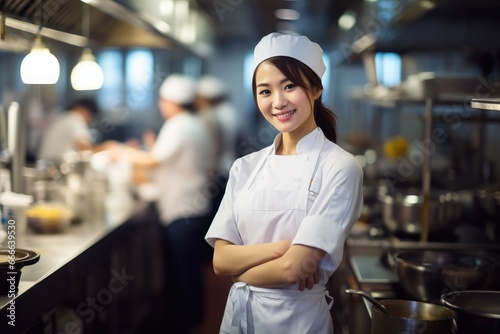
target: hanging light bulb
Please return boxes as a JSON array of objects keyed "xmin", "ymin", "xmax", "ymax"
[
  {"xmin": 71, "ymin": 48, "xmax": 104, "ymax": 90},
  {"xmin": 20, "ymin": 35, "xmax": 60, "ymax": 84},
  {"xmin": 71, "ymin": 3, "xmax": 104, "ymax": 91}
]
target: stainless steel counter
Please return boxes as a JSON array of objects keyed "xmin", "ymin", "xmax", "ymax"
[{"xmin": 0, "ymin": 199, "xmax": 160, "ymax": 333}]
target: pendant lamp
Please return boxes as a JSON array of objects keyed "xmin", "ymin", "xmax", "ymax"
[
  {"xmin": 71, "ymin": 48, "xmax": 104, "ymax": 90},
  {"xmin": 70, "ymin": 4, "xmax": 103, "ymax": 90},
  {"xmin": 20, "ymin": 0, "xmax": 60, "ymax": 85}
]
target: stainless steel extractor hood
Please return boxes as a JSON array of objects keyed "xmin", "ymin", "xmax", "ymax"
[{"xmin": 0, "ymin": 0, "xmax": 214, "ymax": 55}]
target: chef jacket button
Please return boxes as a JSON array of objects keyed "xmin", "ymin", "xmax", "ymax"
[
  {"xmin": 305, "ymin": 156, "xmax": 309, "ymax": 161},
  {"xmin": 259, "ymin": 176, "xmax": 264, "ymax": 181},
  {"xmin": 295, "ymin": 178, "xmax": 301, "ymax": 182}
]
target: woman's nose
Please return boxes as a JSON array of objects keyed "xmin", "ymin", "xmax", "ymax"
[{"xmin": 273, "ymin": 92, "xmax": 288, "ymax": 110}]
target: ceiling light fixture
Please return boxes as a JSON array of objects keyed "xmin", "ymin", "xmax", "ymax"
[
  {"xmin": 275, "ymin": 9, "xmax": 301, "ymax": 20},
  {"xmin": 71, "ymin": 3, "xmax": 104, "ymax": 91},
  {"xmin": 338, "ymin": 10, "xmax": 356, "ymax": 30},
  {"xmin": 420, "ymin": 1, "xmax": 436, "ymax": 10},
  {"xmin": 20, "ymin": 0, "xmax": 60, "ymax": 84}
]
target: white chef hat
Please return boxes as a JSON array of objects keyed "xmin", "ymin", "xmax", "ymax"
[
  {"xmin": 159, "ymin": 74, "xmax": 197, "ymax": 105},
  {"xmin": 253, "ymin": 32, "xmax": 326, "ymax": 79},
  {"xmin": 197, "ymin": 75, "xmax": 227, "ymax": 100}
]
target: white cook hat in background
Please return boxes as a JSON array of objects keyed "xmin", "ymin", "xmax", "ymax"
[
  {"xmin": 197, "ymin": 75, "xmax": 227, "ymax": 100},
  {"xmin": 253, "ymin": 32, "xmax": 326, "ymax": 79},
  {"xmin": 159, "ymin": 74, "xmax": 197, "ymax": 105}
]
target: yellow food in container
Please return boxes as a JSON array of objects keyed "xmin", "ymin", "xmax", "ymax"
[
  {"xmin": 383, "ymin": 135, "xmax": 409, "ymax": 160},
  {"xmin": 26, "ymin": 202, "xmax": 71, "ymax": 233}
]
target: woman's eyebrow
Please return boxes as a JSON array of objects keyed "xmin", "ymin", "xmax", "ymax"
[{"xmin": 256, "ymin": 78, "xmax": 289, "ymax": 88}]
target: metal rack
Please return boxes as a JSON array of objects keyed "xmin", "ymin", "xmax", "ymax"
[
  {"xmin": 356, "ymin": 78, "xmax": 500, "ymax": 242},
  {"xmin": 471, "ymin": 98, "xmax": 500, "ymax": 112}
]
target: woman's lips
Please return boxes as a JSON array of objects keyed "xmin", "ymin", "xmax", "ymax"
[{"xmin": 274, "ymin": 110, "xmax": 295, "ymax": 121}]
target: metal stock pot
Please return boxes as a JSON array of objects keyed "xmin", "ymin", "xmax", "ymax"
[
  {"xmin": 395, "ymin": 250, "xmax": 495, "ymax": 302},
  {"xmin": 441, "ymin": 290, "xmax": 500, "ymax": 333},
  {"xmin": 378, "ymin": 186, "xmax": 462, "ymax": 235}
]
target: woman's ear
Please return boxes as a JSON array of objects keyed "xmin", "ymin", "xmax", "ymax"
[{"xmin": 312, "ymin": 87, "xmax": 323, "ymax": 100}]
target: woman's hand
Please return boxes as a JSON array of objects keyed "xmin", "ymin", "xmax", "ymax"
[{"xmin": 298, "ymin": 268, "xmax": 319, "ymax": 291}]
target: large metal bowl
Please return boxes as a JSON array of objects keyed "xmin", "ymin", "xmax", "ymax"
[
  {"xmin": 395, "ymin": 250, "xmax": 495, "ymax": 302},
  {"xmin": 441, "ymin": 290, "xmax": 500, "ymax": 333},
  {"xmin": 372, "ymin": 299, "xmax": 454, "ymax": 334},
  {"xmin": 378, "ymin": 187, "xmax": 462, "ymax": 235}
]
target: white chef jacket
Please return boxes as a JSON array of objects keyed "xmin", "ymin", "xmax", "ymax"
[
  {"xmin": 37, "ymin": 113, "xmax": 90, "ymax": 161},
  {"xmin": 214, "ymin": 101, "xmax": 240, "ymax": 174},
  {"xmin": 205, "ymin": 127, "xmax": 363, "ymax": 334},
  {"xmin": 151, "ymin": 111, "xmax": 215, "ymax": 225}
]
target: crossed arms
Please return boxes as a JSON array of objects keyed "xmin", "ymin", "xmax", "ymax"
[{"xmin": 213, "ymin": 239, "xmax": 325, "ymax": 291}]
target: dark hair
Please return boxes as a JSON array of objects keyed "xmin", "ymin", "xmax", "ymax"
[
  {"xmin": 68, "ymin": 98, "xmax": 99, "ymax": 117},
  {"xmin": 252, "ymin": 56, "xmax": 337, "ymax": 143}
]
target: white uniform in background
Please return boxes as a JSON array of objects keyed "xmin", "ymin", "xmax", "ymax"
[
  {"xmin": 214, "ymin": 100, "xmax": 240, "ymax": 174},
  {"xmin": 151, "ymin": 111, "xmax": 214, "ymax": 225},
  {"xmin": 37, "ymin": 112, "xmax": 90, "ymax": 161},
  {"xmin": 205, "ymin": 128, "xmax": 364, "ymax": 334},
  {"xmin": 196, "ymin": 75, "xmax": 240, "ymax": 175}
]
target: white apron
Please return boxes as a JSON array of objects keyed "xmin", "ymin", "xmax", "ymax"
[{"xmin": 220, "ymin": 129, "xmax": 334, "ymax": 334}]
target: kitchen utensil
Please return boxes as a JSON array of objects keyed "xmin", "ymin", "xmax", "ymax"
[
  {"xmin": 0, "ymin": 248, "xmax": 40, "ymax": 294},
  {"xmin": 344, "ymin": 288, "xmax": 454, "ymax": 334},
  {"xmin": 395, "ymin": 250, "xmax": 495, "ymax": 302},
  {"xmin": 7, "ymin": 101, "xmax": 22, "ymax": 193},
  {"xmin": 345, "ymin": 289, "xmax": 389, "ymax": 314},
  {"xmin": 441, "ymin": 290, "xmax": 500, "ymax": 333},
  {"xmin": 378, "ymin": 186, "xmax": 462, "ymax": 235},
  {"xmin": 27, "ymin": 201, "xmax": 72, "ymax": 233},
  {"xmin": 371, "ymin": 299, "xmax": 454, "ymax": 334}
]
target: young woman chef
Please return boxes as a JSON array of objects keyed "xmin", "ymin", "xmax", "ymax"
[{"xmin": 205, "ymin": 33, "xmax": 364, "ymax": 333}]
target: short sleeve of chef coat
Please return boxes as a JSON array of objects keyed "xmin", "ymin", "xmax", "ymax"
[{"xmin": 292, "ymin": 152, "xmax": 363, "ymax": 272}]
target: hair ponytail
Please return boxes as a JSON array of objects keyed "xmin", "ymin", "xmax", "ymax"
[{"xmin": 314, "ymin": 99, "xmax": 337, "ymax": 143}]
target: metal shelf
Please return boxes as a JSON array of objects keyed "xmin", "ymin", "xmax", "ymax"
[{"xmin": 471, "ymin": 98, "xmax": 500, "ymax": 112}]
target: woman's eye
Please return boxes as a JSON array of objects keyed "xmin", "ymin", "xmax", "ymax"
[
  {"xmin": 284, "ymin": 84, "xmax": 296, "ymax": 90},
  {"xmin": 259, "ymin": 89, "xmax": 271, "ymax": 95}
]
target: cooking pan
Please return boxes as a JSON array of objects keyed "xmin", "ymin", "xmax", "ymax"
[
  {"xmin": 441, "ymin": 290, "xmax": 500, "ymax": 333},
  {"xmin": 346, "ymin": 289, "xmax": 455, "ymax": 334},
  {"xmin": 394, "ymin": 250, "xmax": 495, "ymax": 302},
  {"xmin": 378, "ymin": 186, "xmax": 462, "ymax": 236}
]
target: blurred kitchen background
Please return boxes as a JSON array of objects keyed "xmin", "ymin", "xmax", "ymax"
[
  {"xmin": 0, "ymin": 0, "xmax": 498, "ymax": 175},
  {"xmin": 1, "ymin": 1, "xmax": 500, "ymax": 333}
]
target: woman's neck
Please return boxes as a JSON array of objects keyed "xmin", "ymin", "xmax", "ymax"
[
  {"xmin": 277, "ymin": 125, "xmax": 317, "ymax": 155},
  {"xmin": 276, "ymin": 135, "xmax": 297, "ymax": 155}
]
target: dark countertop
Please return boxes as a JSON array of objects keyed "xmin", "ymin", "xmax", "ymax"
[{"xmin": 0, "ymin": 198, "xmax": 154, "ymax": 332}]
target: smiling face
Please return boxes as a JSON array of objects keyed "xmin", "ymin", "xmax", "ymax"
[{"xmin": 254, "ymin": 60, "xmax": 321, "ymax": 139}]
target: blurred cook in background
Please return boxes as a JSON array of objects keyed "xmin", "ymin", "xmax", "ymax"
[
  {"xmin": 110, "ymin": 73, "xmax": 216, "ymax": 333},
  {"xmin": 196, "ymin": 75, "xmax": 240, "ymax": 214},
  {"xmin": 196, "ymin": 75, "xmax": 240, "ymax": 175},
  {"xmin": 37, "ymin": 98, "xmax": 105, "ymax": 162}
]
